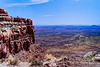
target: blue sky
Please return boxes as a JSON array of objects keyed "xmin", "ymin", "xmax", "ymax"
[{"xmin": 0, "ymin": 0, "xmax": 100, "ymax": 25}]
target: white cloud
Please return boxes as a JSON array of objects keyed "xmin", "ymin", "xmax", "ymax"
[{"xmin": 7, "ymin": 0, "xmax": 49, "ymax": 7}]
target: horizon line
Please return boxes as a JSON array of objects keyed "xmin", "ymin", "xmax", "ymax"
[{"xmin": 34, "ymin": 25, "xmax": 100, "ymax": 26}]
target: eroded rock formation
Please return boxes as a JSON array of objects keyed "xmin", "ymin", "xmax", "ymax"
[{"xmin": 0, "ymin": 8, "xmax": 45, "ymax": 61}]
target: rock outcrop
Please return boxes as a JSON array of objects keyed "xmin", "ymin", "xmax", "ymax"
[{"xmin": 0, "ymin": 8, "xmax": 45, "ymax": 61}]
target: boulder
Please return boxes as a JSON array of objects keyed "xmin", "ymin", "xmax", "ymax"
[{"xmin": 84, "ymin": 51, "xmax": 96, "ymax": 58}]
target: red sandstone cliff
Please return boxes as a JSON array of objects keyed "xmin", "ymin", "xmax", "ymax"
[{"xmin": 0, "ymin": 8, "xmax": 45, "ymax": 61}]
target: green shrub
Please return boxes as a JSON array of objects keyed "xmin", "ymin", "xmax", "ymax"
[
  {"xmin": 30, "ymin": 60, "xmax": 43, "ymax": 66},
  {"xmin": 88, "ymin": 56, "xmax": 94, "ymax": 59},
  {"xmin": 27, "ymin": 57, "xmax": 36, "ymax": 63},
  {"xmin": 0, "ymin": 58, "xmax": 5, "ymax": 63}
]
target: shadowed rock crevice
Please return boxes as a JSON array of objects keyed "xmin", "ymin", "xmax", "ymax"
[{"xmin": 23, "ymin": 41, "xmax": 30, "ymax": 51}]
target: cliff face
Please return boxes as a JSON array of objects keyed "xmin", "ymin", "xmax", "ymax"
[{"xmin": 0, "ymin": 8, "xmax": 45, "ymax": 61}]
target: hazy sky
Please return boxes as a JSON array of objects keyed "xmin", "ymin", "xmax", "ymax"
[{"xmin": 0, "ymin": 0, "xmax": 100, "ymax": 25}]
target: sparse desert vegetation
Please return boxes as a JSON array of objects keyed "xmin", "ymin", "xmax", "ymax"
[
  {"xmin": 35, "ymin": 25, "xmax": 100, "ymax": 56},
  {"xmin": 0, "ymin": 25, "xmax": 100, "ymax": 67}
]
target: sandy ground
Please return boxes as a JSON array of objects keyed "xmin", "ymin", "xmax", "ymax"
[{"xmin": 0, "ymin": 64, "xmax": 8, "ymax": 67}]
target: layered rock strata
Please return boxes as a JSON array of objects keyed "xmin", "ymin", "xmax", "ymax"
[{"xmin": 0, "ymin": 8, "xmax": 45, "ymax": 61}]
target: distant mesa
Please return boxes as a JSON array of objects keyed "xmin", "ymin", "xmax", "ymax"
[{"xmin": 91, "ymin": 25, "xmax": 97, "ymax": 27}]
